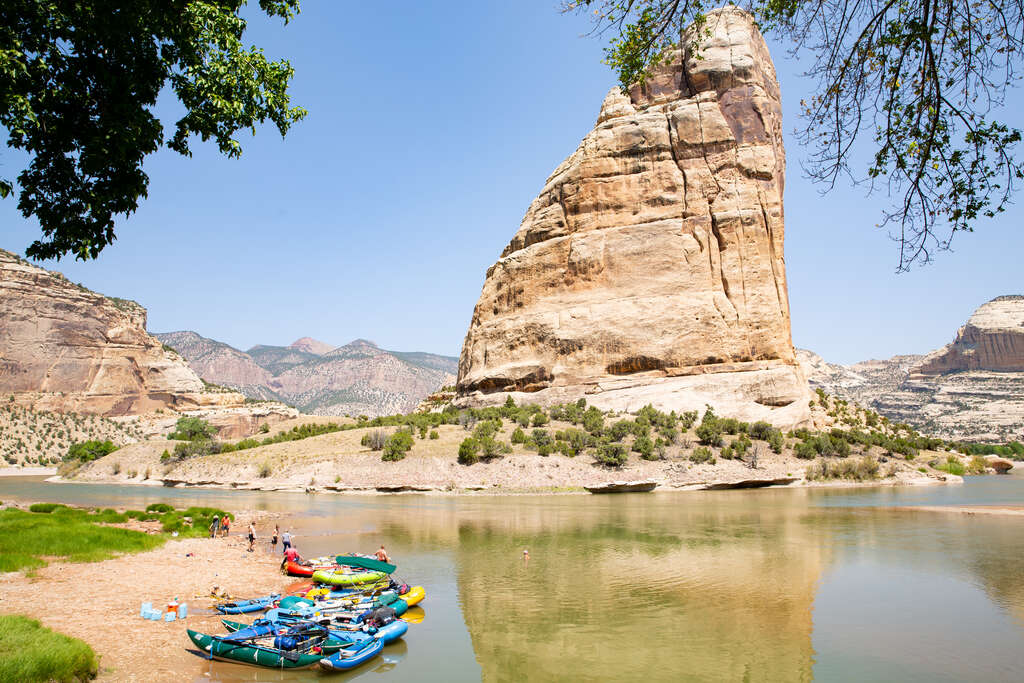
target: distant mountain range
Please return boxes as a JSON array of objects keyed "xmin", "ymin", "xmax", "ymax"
[{"xmin": 156, "ymin": 332, "xmax": 457, "ymax": 417}]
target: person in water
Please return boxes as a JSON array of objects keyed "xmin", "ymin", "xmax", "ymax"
[
  {"xmin": 247, "ymin": 521, "xmax": 256, "ymax": 552},
  {"xmin": 281, "ymin": 529, "xmax": 292, "ymax": 552},
  {"xmin": 374, "ymin": 545, "xmax": 390, "ymax": 563}
]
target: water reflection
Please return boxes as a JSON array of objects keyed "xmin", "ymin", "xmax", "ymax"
[{"xmin": 0, "ymin": 478, "xmax": 1022, "ymax": 681}]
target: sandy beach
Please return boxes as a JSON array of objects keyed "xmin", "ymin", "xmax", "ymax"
[{"xmin": 0, "ymin": 515, "xmax": 293, "ymax": 682}]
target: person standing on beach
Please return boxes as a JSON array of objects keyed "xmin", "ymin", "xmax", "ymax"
[
  {"xmin": 221, "ymin": 516, "xmax": 230, "ymax": 537},
  {"xmin": 271, "ymin": 524, "xmax": 279, "ymax": 552},
  {"xmin": 209, "ymin": 515, "xmax": 220, "ymax": 538},
  {"xmin": 247, "ymin": 521, "xmax": 256, "ymax": 552},
  {"xmin": 282, "ymin": 529, "xmax": 292, "ymax": 553}
]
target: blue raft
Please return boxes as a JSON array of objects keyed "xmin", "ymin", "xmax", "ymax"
[{"xmin": 216, "ymin": 593, "xmax": 280, "ymax": 615}]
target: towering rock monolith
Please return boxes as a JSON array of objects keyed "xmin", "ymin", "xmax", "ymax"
[{"xmin": 457, "ymin": 7, "xmax": 809, "ymax": 426}]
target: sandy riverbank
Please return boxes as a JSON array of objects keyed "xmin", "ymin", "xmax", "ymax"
[
  {"xmin": 0, "ymin": 466, "xmax": 57, "ymax": 477},
  {"xmin": 0, "ymin": 515, "xmax": 292, "ymax": 682}
]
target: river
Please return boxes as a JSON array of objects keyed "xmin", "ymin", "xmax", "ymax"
[{"xmin": 1, "ymin": 474, "xmax": 1022, "ymax": 682}]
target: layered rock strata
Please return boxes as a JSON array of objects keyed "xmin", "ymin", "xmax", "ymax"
[
  {"xmin": 799, "ymin": 296, "xmax": 1024, "ymax": 441},
  {"xmin": 0, "ymin": 248, "xmax": 289, "ymax": 433},
  {"xmin": 457, "ymin": 8, "xmax": 809, "ymax": 426}
]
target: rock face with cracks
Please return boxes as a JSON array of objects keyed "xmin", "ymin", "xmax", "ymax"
[
  {"xmin": 0, "ymin": 248, "xmax": 258, "ymax": 420},
  {"xmin": 457, "ymin": 8, "xmax": 809, "ymax": 427}
]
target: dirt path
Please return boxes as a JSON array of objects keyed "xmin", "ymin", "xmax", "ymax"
[{"xmin": 0, "ymin": 519, "xmax": 294, "ymax": 682}]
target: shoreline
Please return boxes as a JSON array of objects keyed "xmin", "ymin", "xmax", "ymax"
[
  {"xmin": 41, "ymin": 469, "xmax": 963, "ymax": 496},
  {"xmin": 0, "ymin": 466, "xmax": 57, "ymax": 477},
  {"xmin": 0, "ymin": 508, "xmax": 291, "ymax": 682}
]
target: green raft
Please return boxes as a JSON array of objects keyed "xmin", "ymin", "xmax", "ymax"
[
  {"xmin": 187, "ymin": 628, "xmax": 340, "ymax": 670},
  {"xmin": 311, "ymin": 555, "xmax": 395, "ymax": 587}
]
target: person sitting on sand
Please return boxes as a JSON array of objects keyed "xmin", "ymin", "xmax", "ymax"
[
  {"xmin": 374, "ymin": 545, "xmax": 390, "ymax": 563},
  {"xmin": 280, "ymin": 545, "xmax": 303, "ymax": 570},
  {"xmin": 247, "ymin": 521, "xmax": 256, "ymax": 552}
]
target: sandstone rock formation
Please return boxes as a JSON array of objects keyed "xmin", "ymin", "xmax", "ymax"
[
  {"xmin": 799, "ymin": 296, "xmax": 1024, "ymax": 442},
  {"xmin": 0, "ymin": 249, "xmax": 293, "ymax": 435},
  {"xmin": 457, "ymin": 8, "xmax": 809, "ymax": 427},
  {"xmin": 914, "ymin": 296, "xmax": 1024, "ymax": 374},
  {"xmin": 157, "ymin": 333, "xmax": 457, "ymax": 417}
]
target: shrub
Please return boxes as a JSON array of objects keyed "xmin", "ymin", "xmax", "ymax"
[
  {"xmin": 429, "ymin": 430, "xmax": 439, "ymax": 440},
  {"xmin": 258, "ymin": 461, "xmax": 273, "ymax": 478},
  {"xmin": 531, "ymin": 412, "xmax": 549, "ymax": 427},
  {"xmin": 690, "ymin": 446, "xmax": 714, "ymax": 464},
  {"xmin": 64, "ymin": 440, "xmax": 117, "ymax": 462},
  {"xmin": 695, "ymin": 412, "xmax": 723, "ymax": 447},
  {"xmin": 582, "ymin": 407, "xmax": 605, "ymax": 435},
  {"xmin": 145, "ymin": 503, "xmax": 173, "ymax": 513},
  {"xmin": 382, "ymin": 430, "xmax": 414, "ymax": 461},
  {"xmin": 608, "ymin": 420, "xmax": 634, "ymax": 442},
  {"xmin": 361, "ymin": 429, "xmax": 387, "ymax": 451},
  {"xmin": 967, "ymin": 455, "xmax": 990, "ymax": 474},
  {"xmin": 749, "ymin": 421, "xmax": 773, "ymax": 441},
  {"xmin": 458, "ymin": 438, "xmax": 480, "ymax": 465},
  {"xmin": 531, "ymin": 429, "xmax": 552, "ymax": 452},
  {"xmin": 806, "ymin": 456, "xmax": 880, "ymax": 481},
  {"xmin": 768, "ymin": 430, "xmax": 784, "ymax": 454},
  {"xmin": 633, "ymin": 435, "xmax": 658, "ymax": 460},
  {"xmin": 935, "ymin": 455, "xmax": 966, "ymax": 476},
  {"xmin": 510, "ymin": 427, "xmax": 527, "ymax": 444},
  {"xmin": 794, "ymin": 441, "xmax": 817, "ymax": 459},
  {"xmin": 594, "ymin": 443, "xmax": 627, "ymax": 467},
  {"xmin": 554, "ymin": 428, "xmax": 588, "ymax": 457},
  {"xmin": 259, "ymin": 423, "xmax": 270, "ymax": 434},
  {"xmin": 679, "ymin": 410, "xmax": 698, "ymax": 431},
  {"xmin": 168, "ymin": 417, "xmax": 216, "ymax": 441}
]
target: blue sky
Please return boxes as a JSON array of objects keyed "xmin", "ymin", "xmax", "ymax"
[{"xmin": 2, "ymin": 2, "xmax": 1021, "ymax": 364}]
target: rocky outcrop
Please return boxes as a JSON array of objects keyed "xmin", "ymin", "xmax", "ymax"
[
  {"xmin": 0, "ymin": 249, "xmax": 211, "ymax": 415},
  {"xmin": 914, "ymin": 296, "xmax": 1024, "ymax": 374},
  {"xmin": 800, "ymin": 296, "xmax": 1024, "ymax": 442},
  {"xmin": 157, "ymin": 332, "xmax": 458, "ymax": 417},
  {"xmin": 457, "ymin": 8, "xmax": 809, "ymax": 427}
]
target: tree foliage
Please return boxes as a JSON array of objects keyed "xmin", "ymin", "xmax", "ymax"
[
  {"xmin": 565, "ymin": 0, "xmax": 1024, "ymax": 270},
  {"xmin": 1, "ymin": 1, "xmax": 307, "ymax": 260}
]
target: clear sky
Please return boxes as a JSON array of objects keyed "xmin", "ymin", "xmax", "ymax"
[{"xmin": 2, "ymin": 2, "xmax": 1021, "ymax": 364}]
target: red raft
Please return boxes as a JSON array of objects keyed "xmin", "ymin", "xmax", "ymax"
[{"xmin": 283, "ymin": 557, "xmax": 339, "ymax": 577}]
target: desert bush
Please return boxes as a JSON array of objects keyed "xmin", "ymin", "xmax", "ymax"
[
  {"xmin": 257, "ymin": 461, "xmax": 273, "ymax": 478},
  {"xmin": 689, "ymin": 446, "xmax": 714, "ymax": 464},
  {"xmin": 608, "ymin": 420, "xmax": 634, "ymax": 441},
  {"xmin": 429, "ymin": 430, "xmax": 439, "ymax": 440},
  {"xmin": 805, "ymin": 456, "xmax": 880, "ymax": 481},
  {"xmin": 382, "ymin": 430, "xmax": 414, "ymax": 461},
  {"xmin": 259, "ymin": 423, "xmax": 270, "ymax": 434},
  {"xmin": 768, "ymin": 430, "xmax": 784, "ymax": 454},
  {"xmin": 582, "ymin": 407, "xmax": 605, "ymax": 435},
  {"xmin": 361, "ymin": 429, "xmax": 387, "ymax": 451},
  {"xmin": 458, "ymin": 437, "xmax": 479, "ymax": 465},
  {"xmin": 695, "ymin": 409, "xmax": 723, "ymax": 447},
  {"xmin": 531, "ymin": 412, "xmax": 549, "ymax": 427},
  {"xmin": 794, "ymin": 441, "xmax": 817, "ymax": 459},
  {"xmin": 554, "ymin": 428, "xmax": 588, "ymax": 457},
  {"xmin": 594, "ymin": 443, "xmax": 627, "ymax": 467},
  {"xmin": 510, "ymin": 427, "xmax": 527, "ymax": 444},
  {"xmin": 966, "ymin": 455, "xmax": 990, "ymax": 474}
]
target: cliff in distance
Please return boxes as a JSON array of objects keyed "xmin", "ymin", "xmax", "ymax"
[
  {"xmin": 457, "ymin": 8, "xmax": 809, "ymax": 427},
  {"xmin": 157, "ymin": 332, "xmax": 457, "ymax": 417},
  {"xmin": 799, "ymin": 296, "xmax": 1024, "ymax": 441},
  {"xmin": 0, "ymin": 248, "xmax": 237, "ymax": 416}
]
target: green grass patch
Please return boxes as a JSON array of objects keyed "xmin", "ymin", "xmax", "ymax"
[
  {"xmin": 0, "ymin": 503, "xmax": 232, "ymax": 572},
  {"xmin": 0, "ymin": 614, "xmax": 97, "ymax": 682}
]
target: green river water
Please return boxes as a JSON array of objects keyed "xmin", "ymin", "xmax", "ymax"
[{"xmin": 1, "ymin": 474, "xmax": 1022, "ymax": 682}]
